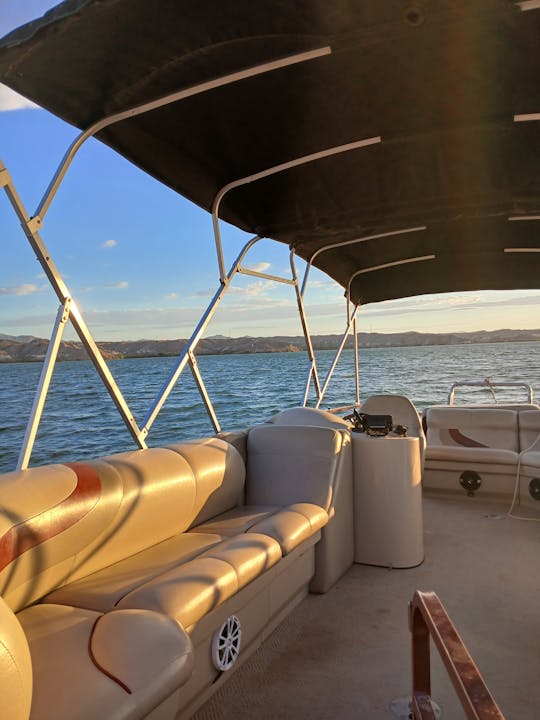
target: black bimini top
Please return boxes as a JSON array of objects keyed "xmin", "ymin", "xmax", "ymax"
[{"xmin": 0, "ymin": 0, "xmax": 539, "ymax": 305}]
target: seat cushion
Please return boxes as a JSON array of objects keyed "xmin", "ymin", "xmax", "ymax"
[
  {"xmin": 117, "ymin": 534, "xmax": 282, "ymax": 628},
  {"xmin": 248, "ymin": 503, "xmax": 328, "ymax": 555},
  {"xmin": 18, "ymin": 603, "xmax": 193, "ymax": 720},
  {"xmin": 166, "ymin": 438, "xmax": 245, "ymax": 528},
  {"xmin": 246, "ymin": 425, "xmax": 345, "ymax": 510},
  {"xmin": 190, "ymin": 505, "xmax": 279, "ymax": 535},
  {"xmin": 116, "ymin": 556, "xmax": 239, "ymax": 628},
  {"xmin": 425, "ymin": 446, "xmax": 518, "ymax": 465},
  {"xmin": 520, "ymin": 451, "xmax": 540, "ymax": 476},
  {"xmin": 45, "ymin": 532, "xmax": 223, "ymax": 612},
  {"xmin": 426, "ymin": 408, "xmax": 518, "ymax": 452},
  {"xmin": 518, "ymin": 410, "xmax": 540, "ymax": 452}
]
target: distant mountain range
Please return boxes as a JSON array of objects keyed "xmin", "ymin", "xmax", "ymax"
[{"xmin": 1, "ymin": 328, "xmax": 540, "ymax": 363}]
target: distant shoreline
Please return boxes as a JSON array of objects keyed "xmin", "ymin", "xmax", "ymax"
[{"xmin": 1, "ymin": 329, "xmax": 539, "ymax": 363}]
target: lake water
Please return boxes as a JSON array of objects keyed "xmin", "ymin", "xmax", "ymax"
[{"xmin": 1, "ymin": 341, "xmax": 539, "ymax": 473}]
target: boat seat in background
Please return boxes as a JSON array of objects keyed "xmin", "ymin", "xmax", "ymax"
[
  {"xmin": 424, "ymin": 406, "xmax": 520, "ymax": 497},
  {"xmin": 359, "ymin": 394, "xmax": 426, "ymax": 471}
]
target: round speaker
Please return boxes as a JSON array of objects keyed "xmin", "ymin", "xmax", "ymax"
[
  {"xmin": 460, "ymin": 470, "xmax": 481, "ymax": 496},
  {"xmin": 212, "ymin": 615, "xmax": 242, "ymax": 671},
  {"xmin": 529, "ymin": 478, "xmax": 540, "ymax": 501}
]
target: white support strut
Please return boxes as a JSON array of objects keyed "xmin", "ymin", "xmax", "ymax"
[
  {"xmin": 188, "ymin": 351, "xmax": 221, "ymax": 434},
  {"xmin": 142, "ymin": 235, "xmax": 263, "ymax": 433},
  {"xmin": 290, "ymin": 250, "xmax": 322, "ymax": 402},
  {"xmin": 1, "ymin": 159, "xmax": 148, "ymax": 450},
  {"xmin": 17, "ymin": 299, "xmax": 71, "ymax": 470},
  {"xmin": 315, "ymin": 305, "xmax": 360, "ymax": 409}
]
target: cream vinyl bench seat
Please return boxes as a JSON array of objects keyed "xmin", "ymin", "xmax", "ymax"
[
  {"xmin": 423, "ymin": 405, "xmax": 540, "ymax": 498},
  {"xmin": 0, "ymin": 423, "xmax": 353, "ymax": 720}
]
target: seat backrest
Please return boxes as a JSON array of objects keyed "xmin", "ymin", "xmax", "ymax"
[
  {"xmin": 518, "ymin": 410, "xmax": 540, "ymax": 452},
  {"xmin": 0, "ymin": 439, "xmax": 245, "ymax": 611},
  {"xmin": 426, "ymin": 407, "xmax": 518, "ymax": 451},
  {"xmin": 268, "ymin": 406, "xmax": 351, "ymax": 430},
  {"xmin": 167, "ymin": 438, "xmax": 245, "ymax": 528},
  {"xmin": 0, "ymin": 596, "xmax": 32, "ymax": 720},
  {"xmin": 246, "ymin": 424, "xmax": 349, "ymax": 511},
  {"xmin": 360, "ymin": 394, "xmax": 426, "ymax": 468}
]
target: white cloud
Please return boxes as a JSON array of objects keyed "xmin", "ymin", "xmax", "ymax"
[
  {"xmin": 165, "ymin": 292, "xmax": 178, "ymax": 300},
  {"xmin": 244, "ymin": 262, "xmax": 271, "ymax": 273},
  {"xmin": 0, "ymin": 84, "xmax": 37, "ymax": 112},
  {"xmin": 0, "ymin": 283, "xmax": 40, "ymax": 296},
  {"xmin": 106, "ymin": 281, "xmax": 128, "ymax": 289},
  {"xmin": 101, "ymin": 239, "xmax": 118, "ymax": 249}
]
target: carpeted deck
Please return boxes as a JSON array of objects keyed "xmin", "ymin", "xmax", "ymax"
[{"xmin": 194, "ymin": 494, "xmax": 540, "ymax": 719}]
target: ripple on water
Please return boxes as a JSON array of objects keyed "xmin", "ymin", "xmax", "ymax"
[{"xmin": 0, "ymin": 343, "xmax": 539, "ymax": 471}]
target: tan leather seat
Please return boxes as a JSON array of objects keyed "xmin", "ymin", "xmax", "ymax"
[
  {"xmin": 18, "ymin": 603, "xmax": 193, "ymax": 720},
  {"xmin": 0, "ymin": 596, "xmax": 32, "ymax": 720},
  {"xmin": 426, "ymin": 446, "xmax": 518, "ymax": 465},
  {"xmin": 518, "ymin": 410, "xmax": 540, "ymax": 452},
  {"xmin": 45, "ymin": 532, "xmax": 223, "ymax": 612},
  {"xmin": 248, "ymin": 504, "xmax": 328, "ymax": 555},
  {"xmin": 190, "ymin": 505, "xmax": 280, "ymax": 535},
  {"xmin": 360, "ymin": 394, "xmax": 426, "ymax": 470},
  {"xmin": 426, "ymin": 407, "xmax": 519, "ymax": 452},
  {"xmin": 116, "ymin": 534, "xmax": 282, "ymax": 628}
]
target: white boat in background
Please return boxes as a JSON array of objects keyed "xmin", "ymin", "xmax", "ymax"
[{"xmin": 0, "ymin": 2, "xmax": 539, "ymax": 719}]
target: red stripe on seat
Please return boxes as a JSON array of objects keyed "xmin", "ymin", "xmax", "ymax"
[
  {"xmin": 448, "ymin": 429, "xmax": 488, "ymax": 448},
  {"xmin": 0, "ymin": 462, "xmax": 101, "ymax": 573}
]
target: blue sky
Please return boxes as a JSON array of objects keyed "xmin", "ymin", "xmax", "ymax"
[{"xmin": 1, "ymin": 1, "xmax": 539, "ymax": 341}]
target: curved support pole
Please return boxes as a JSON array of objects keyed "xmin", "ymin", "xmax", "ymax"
[
  {"xmin": 37, "ymin": 46, "xmax": 332, "ymax": 220},
  {"xmin": 347, "ymin": 254, "xmax": 436, "ymax": 300},
  {"xmin": 300, "ymin": 225, "xmax": 427, "ymax": 298},
  {"xmin": 212, "ymin": 135, "xmax": 381, "ymax": 282}
]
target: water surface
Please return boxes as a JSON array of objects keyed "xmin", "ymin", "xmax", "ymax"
[{"xmin": 1, "ymin": 341, "xmax": 538, "ymax": 472}]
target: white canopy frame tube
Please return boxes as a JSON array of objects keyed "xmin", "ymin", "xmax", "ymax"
[
  {"xmin": 290, "ymin": 249, "xmax": 322, "ymax": 403},
  {"xmin": 1, "ymin": 161, "xmax": 147, "ymax": 449},
  {"xmin": 142, "ymin": 233, "xmax": 262, "ymax": 433},
  {"xmin": 1, "ymin": 47, "xmax": 333, "ymax": 463},
  {"xmin": 211, "ymin": 136, "xmax": 382, "ymax": 404},
  {"xmin": 300, "ymin": 225, "xmax": 427, "ymax": 298},
  {"xmin": 17, "ymin": 298, "xmax": 71, "ymax": 470},
  {"xmin": 36, "ymin": 46, "xmax": 332, "ymax": 221},
  {"xmin": 211, "ymin": 136, "xmax": 382, "ymax": 282},
  {"xmin": 188, "ymin": 350, "xmax": 221, "ymax": 433},
  {"xmin": 347, "ymin": 254, "xmax": 436, "ymax": 299},
  {"xmin": 353, "ymin": 314, "xmax": 360, "ymax": 406},
  {"xmin": 315, "ymin": 304, "xmax": 360, "ymax": 409}
]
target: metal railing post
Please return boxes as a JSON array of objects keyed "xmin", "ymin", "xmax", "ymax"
[{"xmin": 409, "ymin": 591, "xmax": 505, "ymax": 720}]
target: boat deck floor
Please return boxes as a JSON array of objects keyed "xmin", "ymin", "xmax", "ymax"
[{"xmin": 194, "ymin": 494, "xmax": 540, "ymax": 719}]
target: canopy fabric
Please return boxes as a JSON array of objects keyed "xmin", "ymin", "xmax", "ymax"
[{"xmin": 0, "ymin": 0, "xmax": 539, "ymax": 304}]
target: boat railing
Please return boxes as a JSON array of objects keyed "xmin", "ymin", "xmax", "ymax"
[
  {"xmin": 447, "ymin": 380, "xmax": 534, "ymax": 405},
  {"xmin": 409, "ymin": 590, "xmax": 505, "ymax": 720}
]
